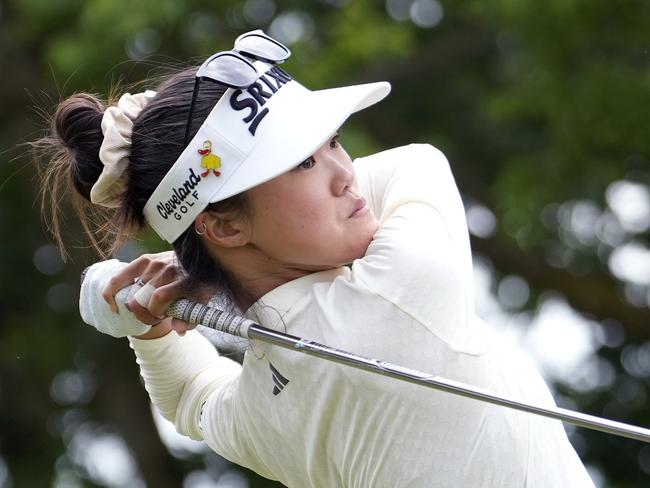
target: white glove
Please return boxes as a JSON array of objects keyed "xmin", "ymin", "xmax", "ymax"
[{"xmin": 79, "ymin": 259, "xmax": 152, "ymax": 338}]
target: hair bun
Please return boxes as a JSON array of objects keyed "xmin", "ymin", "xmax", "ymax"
[{"xmin": 53, "ymin": 93, "xmax": 106, "ymax": 199}]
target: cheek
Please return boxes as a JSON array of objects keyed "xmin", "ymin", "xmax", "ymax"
[
  {"xmin": 247, "ymin": 182, "xmax": 375, "ymax": 264},
  {"xmin": 265, "ymin": 180, "xmax": 327, "ymax": 224},
  {"xmin": 250, "ymin": 192, "xmax": 325, "ymax": 245},
  {"xmin": 282, "ymin": 203, "xmax": 334, "ymax": 247},
  {"xmin": 289, "ymin": 203, "xmax": 323, "ymax": 230},
  {"xmin": 255, "ymin": 202, "xmax": 341, "ymax": 260}
]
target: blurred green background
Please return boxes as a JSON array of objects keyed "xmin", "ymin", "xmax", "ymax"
[{"xmin": 1, "ymin": 0, "xmax": 650, "ymax": 486}]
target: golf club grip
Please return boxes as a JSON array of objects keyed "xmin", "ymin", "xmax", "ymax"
[
  {"xmin": 166, "ymin": 298, "xmax": 254, "ymax": 338},
  {"xmin": 81, "ymin": 267, "xmax": 253, "ymax": 338}
]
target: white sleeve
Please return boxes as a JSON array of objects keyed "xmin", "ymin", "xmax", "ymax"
[
  {"xmin": 81, "ymin": 261, "xmax": 243, "ymax": 443},
  {"xmin": 352, "ymin": 144, "xmax": 476, "ymax": 350},
  {"xmin": 79, "ymin": 259, "xmax": 151, "ymax": 338},
  {"xmin": 129, "ymin": 330, "xmax": 241, "ymax": 440},
  {"xmin": 354, "ymin": 144, "xmax": 467, "ymax": 229}
]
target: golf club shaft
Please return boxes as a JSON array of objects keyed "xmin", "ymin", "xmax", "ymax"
[{"xmin": 167, "ymin": 298, "xmax": 650, "ymax": 444}]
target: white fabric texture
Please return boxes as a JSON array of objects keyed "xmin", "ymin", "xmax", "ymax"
[
  {"xmin": 123, "ymin": 144, "xmax": 594, "ymax": 487},
  {"xmin": 131, "ymin": 330, "xmax": 241, "ymax": 437},
  {"xmin": 79, "ymin": 259, "xmax": 151, "ymax": 338},
  {"xmin": 92, "ymin": 90, "xmax": 156, "ymax": 208}
]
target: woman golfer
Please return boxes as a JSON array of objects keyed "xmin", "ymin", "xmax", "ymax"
[{"xmin": 39, "ymin": 30, "xmax": 594, "ymax": 486}]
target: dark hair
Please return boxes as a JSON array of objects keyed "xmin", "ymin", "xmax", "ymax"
[{"xmin": 34, "ymin": 67, "xmax": 250, "ymax": 301}]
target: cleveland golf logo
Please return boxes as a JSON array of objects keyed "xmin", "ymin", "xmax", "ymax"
[
  {"xmin": 230, "ymin": 65, "xmax": 293, "ymax": 136},
  {"xmin": 154, "ymin": 167, "xmax": 201, "ymax": 221},
  {"xmin": 154, "ymin": 140, "xmax": 224, "ymax": 221}
]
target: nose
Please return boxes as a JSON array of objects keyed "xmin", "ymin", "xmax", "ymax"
[
  {"xmin": 315, "ymin": 146, "xmax": 354, "ymax": 196},
  {"xmin": 334, "ymin": 161, "xmax": 354, "ymax": 196}
]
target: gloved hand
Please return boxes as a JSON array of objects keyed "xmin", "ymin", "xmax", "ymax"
[{"xmin": 79, "ymin": 259, "xmax": 151, "ymax": 338}]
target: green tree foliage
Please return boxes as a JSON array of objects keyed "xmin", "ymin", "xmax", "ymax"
[{"xmin": 1, "ymin": 0, "xmax": 649, "ymax": 486}]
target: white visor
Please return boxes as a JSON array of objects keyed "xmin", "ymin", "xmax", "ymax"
[{"xmin": 143, "ymin": 61, "xmax": 391, "ymax": 243}]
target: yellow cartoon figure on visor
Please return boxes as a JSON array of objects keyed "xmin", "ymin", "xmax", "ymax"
[{"xmin": 198, "ymin": 140, "xmax": 221, "ymax": 177}]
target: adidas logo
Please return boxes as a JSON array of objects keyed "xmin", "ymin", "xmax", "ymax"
[{"xmin": 269, "ymin": 362, "xmax": 289, "ymax": 396}]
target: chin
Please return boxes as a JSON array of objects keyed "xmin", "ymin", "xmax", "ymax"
[
  {"xmin": 323, "ymin": 224, "xmax": 379, "ymax": 267},
  {"xmin": 342, "ymin": 234, "xmax": 375, "ymax": 265}
]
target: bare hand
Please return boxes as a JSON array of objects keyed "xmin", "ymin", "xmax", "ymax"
[{"xmin": 101, "ymin": 251, "xmax": 195, "ymax": 337}]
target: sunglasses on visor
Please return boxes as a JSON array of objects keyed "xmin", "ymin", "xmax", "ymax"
[{"xmin": 183, "ymin": 30, "xmax": 292, "ymax": 146}]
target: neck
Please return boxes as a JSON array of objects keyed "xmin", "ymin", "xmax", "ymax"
[{"xmin": 212, "ymin": 244, "xmax": 320, "ymax": 312}]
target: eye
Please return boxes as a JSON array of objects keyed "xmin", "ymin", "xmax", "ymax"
[
  {"xmin": 294, "ymin": 133, "xmax": 340, "ymax": 171},
  {"xmin": 296, "ymin": 156, "xmax": 316, "ymax": 170},
  {"xmin": 329, "ymin": 133, "xmax": 341, "ymax": 149}
]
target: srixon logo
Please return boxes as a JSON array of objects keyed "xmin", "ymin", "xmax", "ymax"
[{"xmin": 229, "ymin": 65, "xmax": 293, "ymax": 135}]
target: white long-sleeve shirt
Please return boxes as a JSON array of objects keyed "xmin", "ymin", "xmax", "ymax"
[{"xmin": 93, "ymin": 144, "xmax": 594, "ymax": 487}]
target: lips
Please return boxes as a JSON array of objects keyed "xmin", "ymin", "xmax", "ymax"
[{"xmin": 349, "ymin": 197, "xmax": 367, "ymax": 217}]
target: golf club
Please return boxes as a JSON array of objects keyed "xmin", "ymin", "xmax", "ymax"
[{"xmin": 161, "ymin": 295, "xmax": 650, "ymax": 444}]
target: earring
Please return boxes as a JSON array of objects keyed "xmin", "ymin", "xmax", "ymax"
[{"xmin": 195, "ymin": 221, "xmax": 207, "ymax": 236}]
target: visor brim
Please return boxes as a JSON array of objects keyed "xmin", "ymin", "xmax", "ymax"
[{"xmin": 207, "ymin": 80, "xmax": 391, "ymax": 204}]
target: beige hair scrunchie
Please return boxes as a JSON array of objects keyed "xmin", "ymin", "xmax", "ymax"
[{"xmin": 90, "ymin": 90, "xmax": 157, "ymax": 208}]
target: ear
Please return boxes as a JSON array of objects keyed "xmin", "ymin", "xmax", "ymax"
[{"xmin": 195, "ymin": 212, "xmax": 250, "ymax": 248}]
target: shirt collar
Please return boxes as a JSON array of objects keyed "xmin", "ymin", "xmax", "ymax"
[{"xmin": 245, "ymin": 266, "xmax": 350, "ymax": 328}]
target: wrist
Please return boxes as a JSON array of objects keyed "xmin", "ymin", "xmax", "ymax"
[
  {"xmin": 133, "ymin": 319, "xmax": 173, "ymax": 339},
  {"xmin": 80, "ymin": 260, "xmax": 153, "ymax": 338}
]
